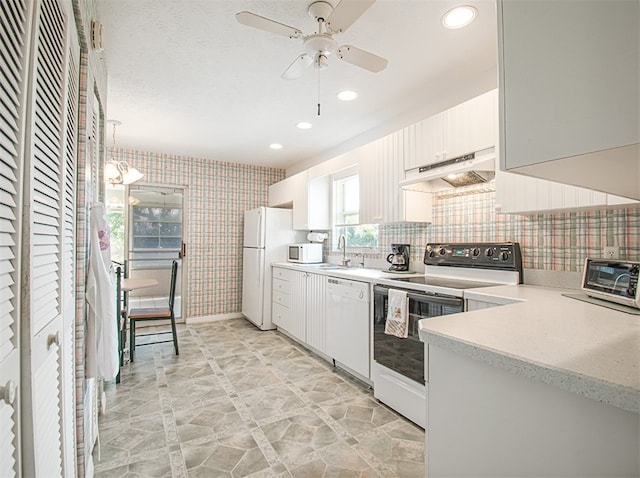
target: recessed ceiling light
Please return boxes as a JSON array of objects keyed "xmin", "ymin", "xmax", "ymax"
[
  {"xmin": 269, "ymin": 143, "xmax": 283, "ymax": 150},
  {"xmin": 296, "ymin": 122, "xmax": 313, "ymax": 130},
  {"xmin": 442, "ymin": 5, "xmax": 477, "ymax": 29},
  {"xmin": 337, "ymin": 90, "xmax": 358, "ymax": 101}
]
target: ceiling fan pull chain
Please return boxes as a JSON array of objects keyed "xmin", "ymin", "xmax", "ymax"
[{"xmin": 317, "ymin": 57, "xmax": 321, "ymax": 116}]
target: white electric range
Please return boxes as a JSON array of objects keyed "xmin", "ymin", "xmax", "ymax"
[{"xmin": 372, "ymin": 242, "xmax": 523, "ymax": 427}]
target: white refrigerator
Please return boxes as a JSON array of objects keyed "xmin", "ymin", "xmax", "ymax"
[{"xmin": 242, "ymin": 207, "xmax": 306, "ymax": 330}]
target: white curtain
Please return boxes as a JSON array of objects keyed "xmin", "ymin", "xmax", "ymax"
[{"xmin": 85, "ymin": 202, "xmax": 118, "ymax": 380}]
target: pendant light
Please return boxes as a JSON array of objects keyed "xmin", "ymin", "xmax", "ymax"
[{"xmin": 104, "ymin": 119, "xmax": 143, "ymax": 185}]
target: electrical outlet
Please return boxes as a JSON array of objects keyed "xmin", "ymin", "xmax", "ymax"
[{"xmin": 604, "ymin": 246, "xmax": 619, "ymax": 259}]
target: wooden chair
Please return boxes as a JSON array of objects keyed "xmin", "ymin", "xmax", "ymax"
[{"xmin": 128, "ymin": 260, "xmax": 179, "ymax": 362}]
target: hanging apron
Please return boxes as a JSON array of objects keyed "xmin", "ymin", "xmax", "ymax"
[{"xmin": 85, "ymin": 202, "xmax": 118, "ymax": 380}]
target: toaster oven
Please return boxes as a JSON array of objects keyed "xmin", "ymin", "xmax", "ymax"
[{"xmin": 582, "ymin": 258, "xmax": 640, "ymax": 309}]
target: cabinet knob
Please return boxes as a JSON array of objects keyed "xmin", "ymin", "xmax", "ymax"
[
  {"xmin": 0, "ymin": 380, "xmax": 17, "ymax": 405},
  {"xmin": 47, "ymin": 331, "xmax": 60, "ymax": 350}
]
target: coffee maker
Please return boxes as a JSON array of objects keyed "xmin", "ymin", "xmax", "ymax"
[{"xmin": 386, "ymin": 244, "xmax": 410, "ymax": 272}]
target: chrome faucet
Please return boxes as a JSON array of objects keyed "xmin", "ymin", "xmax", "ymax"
[
  {"xmin": 338, "ymin": 234, "xmax": 350, "ymax": 267},
  {"xmin": 354, "ymin": 252, "xmax": 365, "ymax": 268}
]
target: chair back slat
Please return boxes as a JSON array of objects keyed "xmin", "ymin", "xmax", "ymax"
[{"xmin": 168, "ymin": 260, "xmax": 178, "ymax": 310}]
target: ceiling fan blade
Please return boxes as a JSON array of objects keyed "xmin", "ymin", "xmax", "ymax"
[
  {"xmin": 337, "ymin": 45, "xmax": 388, "ymax": 73},
  {"xmin": 326, "ymin": 0, "xmax": 375, "ymax": 33},
  {"xmin": 282, "ymin": 54, "xmax": 314, "ymax": 80},
  {"xmin": 236, "ymin": 11, "xmax": 302, "ymax": 39}
]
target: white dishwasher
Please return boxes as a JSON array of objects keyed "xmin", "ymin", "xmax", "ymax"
[{"xmin": 326, "ymin": 277, "xmax": 370, "ymax": 379}]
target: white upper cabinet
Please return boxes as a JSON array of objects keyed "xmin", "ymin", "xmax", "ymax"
[
  {"xmin": 268, "ymin": 171, "xmax": 330, "ymax": 230},
  {"xmin": 443, "ymin": 90, "xmax": 496, "ymax": 161},
  {"xmin": 361, "ymin": 132, "xmax": 432, "ymax": 224},
  {"xmin": 498, "ymin": 0, "xmax": 640, "ymax": 200},
  {"xmin": 404, "ymin": 89, "xmax": 497, "ymax": 171},
  {"xmin": 495, "ymin": 169, "xmax": 638, "ymax": 214}
]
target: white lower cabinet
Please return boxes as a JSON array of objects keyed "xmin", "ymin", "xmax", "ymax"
[
  {"xmin": 427, "ymin": 345, "xmax": 639, "ymax": 477},
  {"xmin": 271, "ymin": 267, "xmax": 327, "ymax": 349},
  {"xmin": 272, "ymin": 268, "xmax": 305, "ymax": 342},
  {"xmin": 272, "ymin": 267, "xmax": 372, "ymax": 381},
  {"xmin": 305, "ymin": 273, "xmax": 327, "ymax": 353}
]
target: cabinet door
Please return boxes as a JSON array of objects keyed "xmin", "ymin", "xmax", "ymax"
[
  {"xmin": 268, "ymin": 175, "xmax": 295, "ymax": 207},
  {"xmin": 444, "ymin": 90, "xmax": 496, "ymax": 159},
  {"xmin": 290, "ymin": 172, "xmax": 308, "ymax": 230},
  {"xmin": 403, "ymin": 122, "xmax": 425, "ymax": 171},
  {"xmin": 495, "ymin": 169, "xmax": 609, "ymax": 214},
  {"xmin": 379, "ymin": 132, "xmax": 405, "ymax": 223},
  {"xmin": 306, "ymin": 176, "xmax": 330, "ymax": 230},
  {"xmin": 358, "ymin": 140, "xmax": 384, "ymax": 225},
  {"xmin": 421, "ymin": 114, "xmax": 445, "ymax": 166},
  {"xmin": 305, "ymin": 273, "xmax": 326, "ymax": 353},
  {"xmin": 499, "ymin": 0, "xmax": 639, "ymax": 170},
  {"xmin": 286, "ymin": 270, "xmax": 307, "ymax": 342}
]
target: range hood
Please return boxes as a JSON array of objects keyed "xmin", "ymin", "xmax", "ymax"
[{"xmin": 400, "ymin": 148, "xmax": 495, "ymax": 192}]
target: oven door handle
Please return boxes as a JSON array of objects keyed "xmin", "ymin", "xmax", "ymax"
[
  {"xmin": 407, "ymin": 292, "xmax": 463, "ymax": 307},
  {"xmin": 375, "ymin": 285, "xmax": 463, "ymax": 308}
]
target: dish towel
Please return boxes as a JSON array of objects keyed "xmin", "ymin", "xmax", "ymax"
[{"xmin": 385, "ymin": 288, "xmax": 409, "ymax": 338}]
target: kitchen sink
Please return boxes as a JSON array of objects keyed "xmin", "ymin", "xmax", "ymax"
[{"xmin": 305, "ymin": 263, "xmax": 348, "ymax": 270}]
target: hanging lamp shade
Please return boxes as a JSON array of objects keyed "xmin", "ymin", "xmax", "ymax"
[{"xmin": 105, "ymin": 119, "xmax": 143, "ymax": 185}]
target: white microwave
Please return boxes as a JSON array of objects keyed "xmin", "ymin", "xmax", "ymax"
[{"xmin": 288, "ymin": 243, "xmax": 323, "ymax": 263}]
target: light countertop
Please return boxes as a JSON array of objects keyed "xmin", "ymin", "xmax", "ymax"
[
  {"xmin": 419, "ymin": 284, "xmax": 640, "ymax": 413},
  {"xmin": 272, "ymin": 262, "xmax": 424, "ymax": 281}
]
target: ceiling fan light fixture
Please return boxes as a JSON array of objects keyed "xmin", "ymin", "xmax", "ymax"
[
  {"xmin": 337, "ymin": 90, "xmax": 358, "ymax": 101},
  {"xmin": 297, "ymin": 122, "xmax": 313, "ymax": 129},
  {"xmin": 442, "ymin": 5, "xmax": 477, "ymax": 29},
  {"xmin": 304, "ymin": 34, "xmax": 338, "ymax": 56}
]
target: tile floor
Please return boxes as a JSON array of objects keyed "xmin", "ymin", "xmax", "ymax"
[{"xmin": 94, "ymin": 318, "xmax": 425, "ymax": 477}]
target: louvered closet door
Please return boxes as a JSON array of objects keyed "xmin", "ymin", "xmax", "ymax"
[
  {"xmin": 0, "ymin": 1, "xmax": 31, "ymax": 477},
  {"xmin": 60, "ymin": 9, "xmax": 79, "ymax": 477},
  {"xmin": 21, "ymin": 0, "xmax": 72, "ymax": 475}
]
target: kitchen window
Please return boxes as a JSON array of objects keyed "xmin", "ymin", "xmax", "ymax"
[
  {"xmin": 333, "ymin": 168, "xmax": 378, "ymax": 248},
  {"xmin": 131, "ymin": 205, "xmax": 182, "ymax": 250}
]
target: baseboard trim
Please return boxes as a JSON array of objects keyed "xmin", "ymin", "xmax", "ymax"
[{"xmin": 185, "ymin": 313, "xmax": 244, "ymax": 325}]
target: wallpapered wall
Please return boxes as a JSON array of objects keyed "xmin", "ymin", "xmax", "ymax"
[
  {"xmin": 330, "ymin": 187, "xmax": 640, "ymax": 272},
  {"xmin": 112, "ymin": 148, "xmax": 285, "ymax": 319},
  {"xmin": 112, "ymin": 149, "xmax": 639, "ymax": 318}
]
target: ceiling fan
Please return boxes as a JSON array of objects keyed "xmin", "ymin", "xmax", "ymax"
[{"xmin": 236, "ymin": 0, "xmax": 388, "ymax": 80}]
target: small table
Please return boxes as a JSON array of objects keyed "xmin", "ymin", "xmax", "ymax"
[{"xmin": 121, "ymin": 278, "xmax": 158, "ymax": 292}]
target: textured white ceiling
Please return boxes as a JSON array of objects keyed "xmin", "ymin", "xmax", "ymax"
[{"xmin": 97, "ymin": 0, "xmax": 498, "ymax": 171}]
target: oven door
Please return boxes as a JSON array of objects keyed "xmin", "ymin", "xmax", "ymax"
[{"xmin": 373, "ymin": 285, "xmax": 464, "ymax": 384}]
